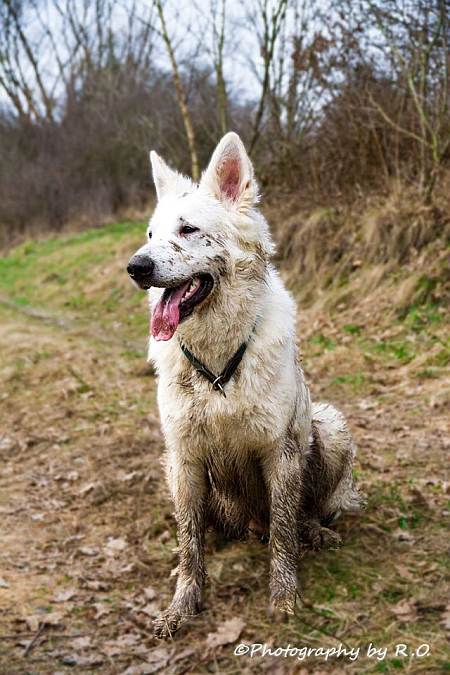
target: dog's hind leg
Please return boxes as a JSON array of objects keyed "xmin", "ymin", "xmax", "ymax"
[
  {"xmin": 313, "ymin": 402, "xmax": 364, "ymax": 518},
  {"xmin": 300, "ymin": 403, "xmax": 363, "ymax": 551},
  {"xmin": 153, "ymin": 450, "xmax": 208, "ymax": 639}
]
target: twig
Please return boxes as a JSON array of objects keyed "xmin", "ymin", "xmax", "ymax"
[
  {"xmin": 23, "ymin": 624, "xmax": 45, "ymax": 657},
  {"xmin": 0, "ymin": 632, "xmax": 88, "ymax": 640}
]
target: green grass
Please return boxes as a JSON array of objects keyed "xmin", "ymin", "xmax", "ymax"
[
  {"xmin": 329, "ymin": 372, "xmax": 367, "ymax": 391},
  {"xmin": 375, "ymin": 659, "xmax": 405, "ymax": 672},
  {"xmin": 0, "ymin": 220, "xmax": 149, "ymax": 339},
  {"xmin": 0, "ymin": 220, "xmax": 143, "ymax": 296},
  {"xmin": 309, "ymin": 333, "xmax": 337, "ymax": 351},
  {"xmin": 371, "ymin": 338, "xmax": 416, "ymax": 364},
  {"xmin": 343, "ymin": 323, "xmax": 363, "ymax": 335},
  {"xmin": 415, "ymin": 368, "xmax": 439, "ymax": 379},
  {"xmin": 403, "ymin": 302, "xmax": 444, "ymax": 332}
]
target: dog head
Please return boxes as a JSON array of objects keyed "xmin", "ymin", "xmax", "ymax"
[{"xmin": 127, "ymin": 132, "xmax": 274, "ymax": 341}]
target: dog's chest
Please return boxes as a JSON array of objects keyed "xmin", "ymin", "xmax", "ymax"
[
  {"xmin": 166, "ymin": 367, "xmax": 291, "ymax": 452},
  {"xmin": 155, "ymin": 331, "xmax": 304, "ymax": 455}
]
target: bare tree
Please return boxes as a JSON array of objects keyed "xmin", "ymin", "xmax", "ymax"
[
  {"xmin": 210, "ymin": 0, "xmax": 228, "ymax": 135},
  {"xmin": 0, "ymin": 0, "xmax": 53, "ymax": 121},
  {"xmin": 153, "ymin": 0, "xmax": 200, "ymax": 181},
  {"xmin": 269, "ymin": 1, "xmax": 334, "ymax": 144},
  {"xmin": 246, "ymin": 0, "xmax": 289, "ymax": 153},
  {"xmin": 358, "ymin": 0, "xmax": 450, "ymax": 199}
]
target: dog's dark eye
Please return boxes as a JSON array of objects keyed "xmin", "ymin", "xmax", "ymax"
[
  {"xmin": 180, "ymin": 224, "xmax": 198, "ymax": 236},
  {"xmin": 148, "ymin": 231, "xmax": 152, "ymax": 240}
]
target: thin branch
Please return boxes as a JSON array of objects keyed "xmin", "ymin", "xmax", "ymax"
[{"xmin": 153, "ymin": 0, "xmax": 200, "ymax": 181}]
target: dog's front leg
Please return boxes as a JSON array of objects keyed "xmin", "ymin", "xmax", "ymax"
[
  {"xmin": 265, "ymin": 439, "xmax": 305, "ymax": 615},
  {"xmin": 154, "ymin": 453, "xmax": 207, "ymax": 638}
]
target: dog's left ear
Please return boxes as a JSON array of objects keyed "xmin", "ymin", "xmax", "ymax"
[
  {"xmin": 150, "ymin": 151, "xmax": 178, "ymax": 200},
  {"xmin": 201, "ymin": 132, "xmax": 257, "ymax": 209}
]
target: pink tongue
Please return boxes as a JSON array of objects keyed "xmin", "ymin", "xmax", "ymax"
[{"xmin": 151, "ymin": 280, "xmax": 192, "ymax": 341}]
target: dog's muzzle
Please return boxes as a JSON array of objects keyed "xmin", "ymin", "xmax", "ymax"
[{"xmin": 127, "ymin": 254, "xmax": 154, "ymax": 289}]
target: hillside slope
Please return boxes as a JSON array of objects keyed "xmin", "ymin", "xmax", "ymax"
[{"xmin": 0, "ymin": 214, "xmax": 448, "ymax": 673}]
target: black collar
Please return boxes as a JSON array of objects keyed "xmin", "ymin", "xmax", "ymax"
[{"xmin": 179, "ymin": 321, "xmax": 258, "ymax": 397}]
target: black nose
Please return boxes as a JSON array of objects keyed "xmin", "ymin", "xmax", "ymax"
[{"xmin": 127, "ymin": 255, "xmax": 154, "ymax": 283}]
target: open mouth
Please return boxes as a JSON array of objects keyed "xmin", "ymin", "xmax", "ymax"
[{"xmin": 151, "ymin": 274, "xmax": 214, "ymax": 341}]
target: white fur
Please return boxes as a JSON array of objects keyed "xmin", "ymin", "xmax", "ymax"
[
  {"xmin": 145, "ymin": 135, "xmax": 306, "ymax": 465},
  {"xmin": 143, "ymin": 132, "xmax": 356, "ymax": 513},
  {"xmin": 132, "ymin": 133, "xmax": 360, "ymax": 634}
]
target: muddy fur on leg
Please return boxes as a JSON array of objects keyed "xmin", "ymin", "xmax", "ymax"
[{"xmin": 299, "ymin": 403, "xmax": 364, "ymax": 551}]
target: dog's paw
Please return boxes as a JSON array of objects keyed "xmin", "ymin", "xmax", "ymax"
[
  {"xmin": 269, "ymin": 584, "xmax": 300, "ymax": 616},
  {"xmin": 301, "ymin": 523, "xmax": 342, "ymax": 551},
  {"xmin": 270, "ymin": 595, "xmax": 295, "ymax": 615},
  {"xmin": 153, "ymin": 610, "xmax": 185, "ymax": 639},
  {"xmin": 311, "ymin": 527, "xmax": 342, "ymax": 551}
]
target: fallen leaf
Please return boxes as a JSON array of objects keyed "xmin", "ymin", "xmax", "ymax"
[
  {"xmin": 409, "ymin": 487, "xmax": 430, "ymax": 508},
  {"xmin": 79, "ymin": 482, "xmax": 98, "ymax": 495},
  {"xmin": 172, "ymin": 647, "xmax": 195, "ymax": 663},
  {"xmin": 416, "ymin": 561, "xmax": 438, "ymax": 573},
  {"xmin": 54, "ymin": 588, "xmax": 77, "ymax": 603},
  {"xmin": 103, "ymin": 633, "xmax": 140, "ymax": 657},
  {"xmin": 31, "ymin": 513, "xmax": 45, "ymax": 521},
  {"xmin": 105, "ymin": 537, "xmax": 128, "ymax": 556},
  {"xmin": 392, "ymin": 599, "xmax": 417, "ymax": 622},
  {"xmin": 120, "ymin": 667, "xmax": 155, "ymax": 675},
  {"xmin": 93, "ymin": 603, "xmax": 112, "ymax": 619},
  {"xmin": 206, "ymin": 617, "xmax": 245, "ymax": 649},
  {"xmin": 395, "ymin": 564, "xmax": 415, "ymax": 582},
  {"xmin": 83, "ymin": 579, "xmax": 109, "ymax": 591},
  {"xmin": 143, "ymin": 586, "xmax": 157, "ymax": 600},
  {"xmin": 119, "ymin": 647, "xmax": 172, "ymax": 674},
  {"xmin": 441, "ymin": 604, "xmax": 450, "ymax": 632},
  {"xmin": 25, "ymin": 615, "xmax": 39, "ymax": 632},
  {"xmin": 70, "ymin": 636, "xmax": 92, "ymax": 650},
  {"xmin": 138, "ymin": 602, "xmax": 159, "ymax": 617},
  {"xmin": 392, "ymin": 529, "xmax": 414, "ymax": 542},
  {"xmin": 145, "ymin": 646, "xmax": 172, "ymax": 672},
  {"xmin": 79, "ymin": 546, "xmax": 98, "ymax": 557},
  {"xmin": 0, "ymin": 435, "xmax": 15, "ymax": 450},
  {"xmin": 42, "ymin": 612, "xmax": 64, "ymax": 626},
  {"xmin": 25, "ymin": 612, "xmax": 64, "ymax": 631}
]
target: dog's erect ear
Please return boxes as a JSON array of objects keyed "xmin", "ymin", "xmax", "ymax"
[
  {"xmin": 150, "ymin": 151, "xmax": 178, "ymax": 200},
  {"xmin": 201, "ymin": 132, "xmax": 257, "ymax": 209}
]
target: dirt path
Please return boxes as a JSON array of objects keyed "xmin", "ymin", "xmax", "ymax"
[{"xmin": 0, "ymin": 302, "xmax": 449, "ymax": 674}]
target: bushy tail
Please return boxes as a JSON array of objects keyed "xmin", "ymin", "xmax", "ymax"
[{"xmin": 308, "ymin": 402, "xmax": 365, "ymax": 518}]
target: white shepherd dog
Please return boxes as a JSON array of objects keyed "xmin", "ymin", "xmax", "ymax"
[{"xmin": 127, "ymin": 132, "xmax": 362, "ymax": 638}]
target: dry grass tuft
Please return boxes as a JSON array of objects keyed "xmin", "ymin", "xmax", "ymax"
[{"xmin": 271, "ymin": 174, "xmax": 450, "ymax": 322}]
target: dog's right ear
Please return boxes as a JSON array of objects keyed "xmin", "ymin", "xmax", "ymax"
[
  {"xmin": 200, "ymin": 132, "xmax": 258, "ymax": 211},
  {"xmin": 150, "ymin": 151, "xmax": 177, "ymax": 200}
]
